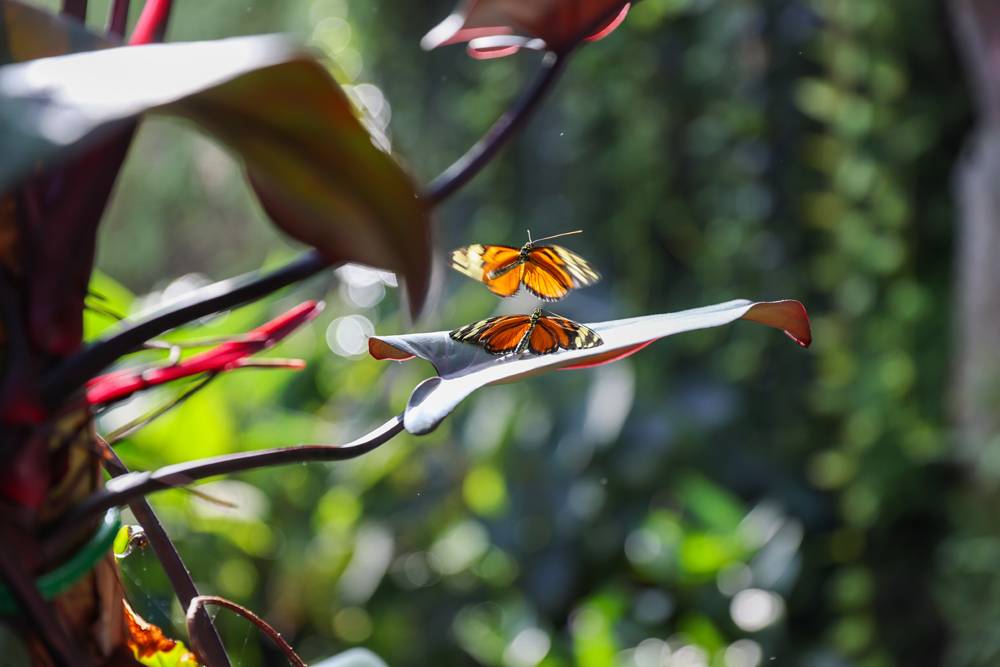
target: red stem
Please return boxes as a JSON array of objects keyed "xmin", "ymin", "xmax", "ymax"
[
  {"xmin": 187, "ymin": 596, "xmax": 307, "ymax": 667},
  {"xmin": 129, "ymin": 0, "xmax": 173, "ymax": 45}
]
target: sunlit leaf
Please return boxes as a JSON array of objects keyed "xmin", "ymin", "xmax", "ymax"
[
  {"xmin": 84, "ymin": 270, "xmax": 135, "ymax": 341},
  {"xmin": 422, "ymin": 0, "xmax": 630, "ymax": 59},
  {"xmin": 0, "ymin": 32, "xmax": 432, "ymax": 314},
  {"xmin": 123, "ymin": 600, "xmax": 201, "ymax": 667},
  {"xmin": 370, "ymin": 300, "xmax": 810, "ymax": 435}
]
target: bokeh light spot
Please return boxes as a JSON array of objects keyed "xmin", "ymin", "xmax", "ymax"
[
  {"xmin": 326, "ymin": 314, "xmax": 374, "ymax": 357},
  {"xmin": 730, "ymin": 589, "xmax": 784, "ymax": 632}
]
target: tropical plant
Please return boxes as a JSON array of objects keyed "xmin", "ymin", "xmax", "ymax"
[{"xmin": 0, "ymin": 0, "xmax": 811, "ymax": 664}]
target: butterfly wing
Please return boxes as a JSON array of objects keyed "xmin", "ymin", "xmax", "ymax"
[
  {"xmin": 531, "ymin": 312, "xmax": 603, "ymax": 354},
  {"xmin": 522, "ymin": 244, "xmax": 600, "ymax": 301},
  {"xmin": 451, "ymin": 245, "xmax": 524, "ymax": 297},
  {"xmin": 451, "ymin": 315, "xmax": 532, "ymax": 355},
  {"xmin": 527, "ymin": 318, "xmax": 562, "ymax": 354}
]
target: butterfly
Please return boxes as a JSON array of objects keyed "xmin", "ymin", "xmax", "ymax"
[
  {"xmin": 450, "ymin": 230, "xmax": 600, "ymax": 301},
  {"xmin": 450, "ymin": 307, "xmax": 603, "ymax": 356}
]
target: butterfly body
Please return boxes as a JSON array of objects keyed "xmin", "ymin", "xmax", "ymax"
[
  {"xmin": 451, "ymin": 237, "xmax": 599, "ymax": 301},
  {"xmin": 450, "ymin": 307, "xmax": 603, "ymax": 356}
]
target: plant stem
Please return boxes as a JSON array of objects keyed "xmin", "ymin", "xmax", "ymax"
[
  {"xmin": 424, "ymin": 52, "xmax": 567, "ymax": 205},
  {"xmin": 45, "ymin": 415, "xmax": 403, "ymax": 553},
  {"xmin": 42, "ymin": 53, "xmax": 571, "ymax": 409},
  {"xmin": 41, "ymin": 250, "xmax": 330, "ymax": 411},
  {"xmin": 102, "ymin": 374, "xmax": 218, "ymax": 443},
  {"xmin": 187, "ymin": 596, "xmax": 307, "ymax": 667},
  {"xmin": 129, "ymin": 0, "xmax": 173, "ymax": 45},
  {"xmin": 61, "ymin": 0, "xmax": 87, "ymax": 21},
  {"xmin": 102, "ymin": 445, "xmax": 232, "ymax": 667},
  {"xmin": 107, "ymin": 0, "xmax": 130, "ymax": 38},
  {"xmin": 0, "ymin": 525, "xmax": 81, "ymax": 667}
]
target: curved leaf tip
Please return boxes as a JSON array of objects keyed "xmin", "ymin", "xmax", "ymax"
[
  {"xmin": 369, "ymin": 336, "xmax": 415, "ymax": 361},
  {"xmin": 742, "ymin": 300, "xmax": 811, "ymax": 348},
  {"xmin": 370, "ymin": 298, "xmax": 811, "ymax": 435}
]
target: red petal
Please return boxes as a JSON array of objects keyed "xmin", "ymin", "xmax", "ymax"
[
  {"xmin": 87, "ymin": 301, "xmax": 321, "ymax": 406},
  {"xmin": 557, "ymin": 340, "xmax": 653, "ymax": 371},
  {"xmin": 585, "ymin": 3, "xmax": 630, "ymax": 42}
]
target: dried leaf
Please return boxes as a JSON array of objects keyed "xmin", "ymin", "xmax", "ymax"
[{"xmin": 123, "ymin": 600, "xmax": 201, "ymax": 667}]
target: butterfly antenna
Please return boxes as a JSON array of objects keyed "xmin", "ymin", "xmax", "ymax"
[
  {"xmin": 530, "ymin": 229, "xmax": 584, "ymax": 244},
  {"xmin": 526, "ymin": 228, "xmax": 533, "ymax": 244}
]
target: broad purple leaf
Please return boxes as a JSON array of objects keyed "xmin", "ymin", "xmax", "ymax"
[
  {"xmin": 370, "ymin": 299, "xmax": 811, "ymax": 435},
  {"xmin": 0, "ymin": 32, "xmax": 432, "ymax": 316}
]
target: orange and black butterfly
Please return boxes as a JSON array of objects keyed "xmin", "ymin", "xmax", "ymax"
[
  {"xmin": 450, "ymin": 307, "xmax": 603, "ymax": 356},
  {"xmin": 450, "ymin": 230, "xmax": 600, "ymax": 301}
]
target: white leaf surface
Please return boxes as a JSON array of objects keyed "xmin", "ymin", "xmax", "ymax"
[{"xmin": 370, "ymin": 299, "xmax": 810, "ymax": 435}]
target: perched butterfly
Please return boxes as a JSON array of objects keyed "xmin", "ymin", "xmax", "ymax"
[
  {"xmin": 450, "ymin": 230, "xmax": 600, "ymax": 301},
  {"xmin": 450, "ymin": 307, "xmax": 603, "ymax": 356}
]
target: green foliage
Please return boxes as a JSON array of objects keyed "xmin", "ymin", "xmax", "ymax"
[{"xmin": 92, "ymin": 0, "xmax": 967, "ymax": 665}]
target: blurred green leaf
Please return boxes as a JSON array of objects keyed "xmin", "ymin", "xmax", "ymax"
[
  {"xmin": 84, "ymin": 270, "xmax": 135, "ymax": 340},
  {"xmin": 572, "ymin": 593, "xmax": 624, "ymax": 667},
  {"xmin": 678, "ymin": 532, "xmax": 744, "ymax": 579},
  {"xmin": 680, "ymin": 475, "xmax": 745, "ymax": 533}
]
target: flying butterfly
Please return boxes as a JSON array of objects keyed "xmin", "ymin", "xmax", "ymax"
[
  {"xmin": 450, "ymin": 230, "xmax": 600, "ymax": 301},
  {"xmin": 450, "ymin": 307, "xmax": 603, "ymax": 356}
]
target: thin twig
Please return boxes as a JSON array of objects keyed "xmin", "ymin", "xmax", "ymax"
[
  {"xmin": 424, "ymin": 53, "xmax": 567, "ymax": 205},
  {"xmin": 102, "ymin": 444, "xmax": 232, "ymax": 667},
  {"xmin": 41, "ymin": 250, "xmax": 331, "ymax": 411},
  {"xmin": 84, "ymin": 301, "xmax": 126, "ymax": 322},
  {"xmin": 187, "ymin": 595, "xmax": 306, "ymax": 667},
  {"xmin": 45, "ymin": 414, "xmax": 403, "ymax": 553},
  {"xmin": 103, "ymin": 373, "xmax": 218, "ymax": 444},
  {"xmin": 145, "ymin": 334, "xmax": 264, "ymax": 350},
  {"xmin": 0, "ymin": 525, "xmax": 82, "ymax": 667},
  {"xmin": 107, "ymin": 0, "xmax": 130, "ymax": 38}
]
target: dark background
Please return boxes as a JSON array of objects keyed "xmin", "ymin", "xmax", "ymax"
[{"xmin": 22, "ymin": 0, "xmax": 979, "ymax": 665}]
